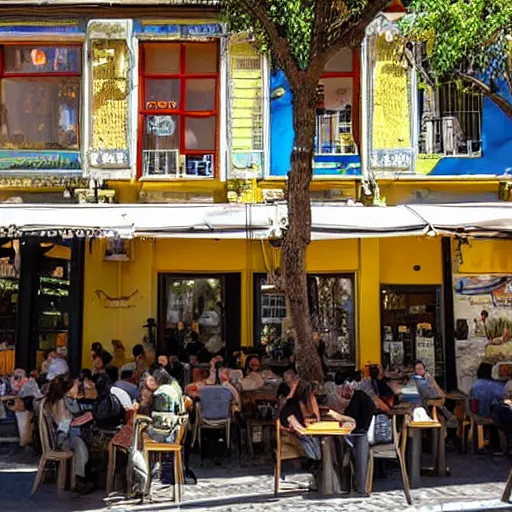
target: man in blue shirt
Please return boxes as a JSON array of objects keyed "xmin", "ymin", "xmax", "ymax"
[
  {"xmin": 469, "ymin": 363, "xmax": 505, "ymax": 418},
  {"xmin": 114, "ymin": 370, "xmax": 140, "ymax": 401}
]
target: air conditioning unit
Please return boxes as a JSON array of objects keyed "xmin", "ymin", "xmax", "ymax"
[
  {"xmin": 142, "ymin": 149, "xmax": 179, "ymax": 178},
  {"xmin": 441, "ymin": 116, "xmax": 465, "ymax": 156}
]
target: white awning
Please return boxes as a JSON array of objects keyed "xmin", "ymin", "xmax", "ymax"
[{"xmin": 1, "ymin": 202, "xmax": 511, "ymax": 240}]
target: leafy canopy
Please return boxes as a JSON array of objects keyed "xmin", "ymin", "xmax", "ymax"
[
  {"xmin": 402, "ymin": 0, "xmax": 512, "ymax": 87},
  {"xmin": 223, "ymin": 0, "xmax": 388, "ymax": 85}
]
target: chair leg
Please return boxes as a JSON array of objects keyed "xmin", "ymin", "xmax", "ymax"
[
  {"xmin": 69, "ymin": 455, "xmax": 76, "ymax": 491},
  {"xmin": 57, "ymin": 459, "xmax": 67, "ymax": 491},
  {"xmin": 30, "ymin": 456, "xmax": 47, "ymax": 497},
  {"xmin": 396, "ymin": 449, "xmax": 413, "ymax": 505},
  {"xmin": 502, "ymin": 467, "xmax": 512, "ymax": 502},
  {"xmin": 477, "ymin": 424, "xmax": 486, "ymax": 451},
  {"xmin": 470, "ymin": 421, "xmax": 476, "ymax": 454},
  {"xmin": 174, "ymin": 452, "xmax": 181, "ymax": 504},
  {"xmin": 248, "ymin": 424, "xmax": 254, "ymax": 460},
  {"xmin": 274, "ymin": 456, "xmax": 281, "ymax": 495},
  {"xmin": 106, "ymin": 444, "xmax": 115, "ymax": 495},
  {"xmin": 144, "ymin": 450, "xmax": 151, "ymax": 497},
  {"xmin": 226, "ymin": 422, "xmax": 231, "ymax": 456},
  {"xmin": 366, "ymin": 451, "xmax": 374, "ymax": 494}
]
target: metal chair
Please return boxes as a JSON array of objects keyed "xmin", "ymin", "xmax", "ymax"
[
  {"xmin": 367, "ymin": 414, "xmax": 412, "ymax": 504},
  {"xmin": 31, "ymin": 398, "xmax": 75, "ymax": 497}
]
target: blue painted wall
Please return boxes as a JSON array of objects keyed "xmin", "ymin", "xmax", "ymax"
[{"xmin": 269, "ymin": 70, "xmax": 361, "ymax": 177}]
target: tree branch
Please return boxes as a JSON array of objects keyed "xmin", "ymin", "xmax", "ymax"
[
  {"xmin": 323, "ymin": 0, "xmax": 391, "ymax": 59},
  {"xmin": 235, "ymin": 0, "xmax": 300, "ymax": 87},
  {"xmin": 457, "ymin": 72, "xmax": 512, "ymax": 121}
]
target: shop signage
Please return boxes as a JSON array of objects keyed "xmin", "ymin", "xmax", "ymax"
[
  {"xmin": 134, "ymin": 22, "xmax": 222, "ymax": 37},
  {"xmin": 0, "ymin": 21, "xmax": 85, "ymax": 35},
  {"xmin": 0, "ymin": 151, "xmax": 81, "ymax": 171},
  {"xmin": 146, "ymin": 101, "xmax": 178, "ymax": 110},
  {"xmin": 89, "ymin": 149, "xmax": 129, "ymax": 168},
  {"xmin": 370, "ymin": 149, "xmax": 412, "ymax": 170},
  {"xmin": 0, "ymin": 226, "xmax": 121, "ymax": 239}
]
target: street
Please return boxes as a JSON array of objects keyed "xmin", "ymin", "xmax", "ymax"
[{"xmin": 1, "ymin": 447, "xmax": 512, "ymax": 512}]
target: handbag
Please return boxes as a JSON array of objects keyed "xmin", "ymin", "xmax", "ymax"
[{"xmin": 368, "ymin": 413, "xmax": 393, "ymax": 445}]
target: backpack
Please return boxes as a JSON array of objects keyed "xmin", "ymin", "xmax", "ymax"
[
  {"xmin": 94, "ymin": 393, "xmax": 124, "ymax": 429},
  {"xmin": 368, "ymin": 413, "xmax": 393, "ymax": 445}
]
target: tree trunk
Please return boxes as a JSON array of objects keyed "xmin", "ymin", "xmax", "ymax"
[{"xmin": 283, "ymin": 85, "xmax": 323, "ymax": 383}]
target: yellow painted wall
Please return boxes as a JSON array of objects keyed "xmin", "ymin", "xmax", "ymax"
[
  {"xmin": 455, "ymin": 239, "xmax": 512, "ymax": 274},
  {"xmin": 81, "ymin": 234, "xmax": 446, "ymax": 370},
  {"xmin": 380, "ymin": 236, "xmax": 443, "ymax": 285}
]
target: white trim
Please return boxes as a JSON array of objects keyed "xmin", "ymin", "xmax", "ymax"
[
  {"xmin": 82, "ymin": 31, "xmax": 91, "ymax": 177},
  {"xmin": 262, "ymin": 54, "xmax": 271, "ymax": 178},
  {"xmin": 128, "ymin": 21, "xmax": 138, "ymax": 180},
  {"xmin": 360, "ymin": 36, "xmax": 369, "ymax": 179},
  {"xmin": 219, "ymin": 35, "xmax": 228, "ymax": 182}
]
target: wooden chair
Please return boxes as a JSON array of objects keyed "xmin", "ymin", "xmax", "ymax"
[
  {"xmin": 31, "ymin": 398, "xmax": 76, "ymax": 497},
  {"xmin": 274, "ymin": 419, "xmax": 307, "ymax": 494},
  {"xmin": 466, "ymin": 398, "xmax": 495, "ymax": 454},
  {"xmin": 367, "ymin": 415, "xmax": 412, "ymax": 504},
  {"xmin": 140, "ymin": 414, "xmax": 188, "ymax": 504},
  {"xmin": 502, "ymin": 466, "xmax": 512, "ymax": 503}
]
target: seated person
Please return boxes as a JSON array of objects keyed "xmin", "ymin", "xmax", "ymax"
[
  {"xmin": 239, "ymin": 355, "xmax": 270, "ymax": 391},
  {"xmin": 368, "ymin": 364, "xmax": 395, "ymax": 410},
  {"xmin": 338, "ymin": 376, "xmax": 375, "ymax": 496},
  {"xmin": 469, "ymin": 362, "xmax": 505, "ymax": 418},
  {"xmin": 114, "ymin": 369, "xmax": 140, "ymax": 401},
  {"xmin": 121, "ymin": 344, "xmax": 146, "ymax": 384},
  {"xmin": 492, "ymin": 379, "xmax": 512, "ymax": 451},
  {"xmin": 412, "ymin": 360, "xmax": 444, "ymax": 401},
  {"xmin": 277, "ymin": 382, "xmax": 321, "ymax": 485},
  {"xmin": 283, "ymin": 366, "xmax": 320, "ymax": 422},
  {"xmin": 167, "ymin": 354, "xmax": 186, "ymax": 389}
]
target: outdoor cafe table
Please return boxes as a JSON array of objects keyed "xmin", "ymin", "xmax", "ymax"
[{"xmin": 304, "ymin": 421, "xmax": 353, "ymax": 495}]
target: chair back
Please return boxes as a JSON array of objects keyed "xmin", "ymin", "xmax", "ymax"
[
  {"xmin": 469, "ymin": 398, "xmax": 480, "ymax": 416},
  {"xmin": 198, "ymin": 386, "xmax": 232, "ymax": 420},
  {"xmin": 174, "ymin": 414, "xmax": 189, "ymax": 446},
  {"xmin": 38, "ymin": 398, "xmax": 57, "ymax": 454}
]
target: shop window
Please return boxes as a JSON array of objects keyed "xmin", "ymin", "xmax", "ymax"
[
  {"xmin": 381, "ymin": 286, "xmax": 445, "ymax": 385},
  {"xmin": 315, "ymin": 48, "xmax": 358, "ymax": 155},
  {"xmin": 140, "ymin": 42, "xmax": 218, "ymax": 178},
  {"xmin": 0, "ymin": 45, "xmax": 81, "ymax": 151},
  {"xmin": 0, "ymin": 241, "xmax": 18, "ymax": 375},
  {"xmin": 254, "ymin": 273, "xmax": 356, "ymax": 366}
]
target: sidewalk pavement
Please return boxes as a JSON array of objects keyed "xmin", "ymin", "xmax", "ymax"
[{"xmin": 1, "ymin": 446, "xmax": 512, "ymax": 512}]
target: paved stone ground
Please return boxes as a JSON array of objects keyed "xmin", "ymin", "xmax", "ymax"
[{"xmin": 1, "ymin": 444, "xmax": 512, "ymax": 512}]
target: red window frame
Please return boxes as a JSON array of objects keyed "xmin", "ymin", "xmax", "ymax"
[
  {"xmin": 318, "ymin": 48, "xmax": 360, "ymax": 153},
  {"xmin": 137, "ymin": 41, "xmax": 220, "ymax": 178},
  {"xmin": 0, "ymin": 42, "xmax": 82, "ymax": 149}
]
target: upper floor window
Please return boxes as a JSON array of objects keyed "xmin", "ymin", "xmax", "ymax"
[
  {"xmin": 0, "ymin": 45, "xmax": 81, "ymax": 150},
  {"xmin": 316, "ymin": 48, "xmax": 358, "ymax": 155},
  {"xmin": 140, "ymin": 42, "xmax": 219, "ymax": 179},
  {"xmin": 418, "ymin": 82, "xmax": 483, "ymax": 156}
]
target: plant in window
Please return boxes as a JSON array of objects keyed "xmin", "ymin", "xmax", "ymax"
[{"xmin": 223, "ymin": 0, "xmax": 389, "ymax": 382}]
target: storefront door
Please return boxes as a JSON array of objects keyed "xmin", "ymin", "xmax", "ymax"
[{"xmin": 381, "ymin": 285, "xmax": 445, "ymax": 386}]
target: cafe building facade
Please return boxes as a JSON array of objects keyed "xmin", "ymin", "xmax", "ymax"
[{"xmin": 0, "ymin": 2, "xmax": 510, "ymax": 394}]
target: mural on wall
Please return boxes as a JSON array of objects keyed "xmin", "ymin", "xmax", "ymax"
[
  {"xmin": 269, "ymin": 70, "xmax": 362, "ymax": 177},
  {"xmin": 0, "ymin": 151, "xmax": 81, "ymax": 171},
  {"xmin": 454, "ymin": 274, "xmax": 512, "ymax": 393}
]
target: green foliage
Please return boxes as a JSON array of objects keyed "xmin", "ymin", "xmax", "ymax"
[
  {"xmin": 403, "ymin": 0, "xmax": 512, "ymax": 86},
  {"xmin": 222, "ymin": 0, "xmax": 374, "ymax": 72}
]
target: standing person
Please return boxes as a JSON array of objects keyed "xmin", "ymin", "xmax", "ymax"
[{"xmin": 339, "ymin": 377, "xmax": 375, "ymax": 496}]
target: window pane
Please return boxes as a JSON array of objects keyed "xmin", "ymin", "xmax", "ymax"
[
  {"xmin": 185, "ymin": 116, "xmax": 215, "ymax": 151},
  {"xmin": 0, "ymin": 78, "xmax": 80, "ymax": 150},
  {"xmin": 185, "ymin": 43, "xmax": 218, "ymax": 74},
  {"xmin": 164, "ymin": 276, "xmax": 224, "ymax": 347},
  {"xmin": 308, "ymin": 275, "xmax": 355, "ymax": 363},
  {"xmin": 143, "ymin": 115, "xmax": 179, "ymax": 176},
  {"xmin": 4, "ymin": 46, "xmax": 81, "ymax": 74},
  {"xmin": 324, "ymin": 48, "xmax": 353, "ymax": 73},
  {"xmin": 145, "ymin": 79, "xmax": 180, "ymax": 109},
  {"xmin": 185, "ymin": 79, "xmax": 215, "ymax": 111},
  {"xmin": 185, "ymin": 154, "xmax": 214, "ymax": 177},
  {"xmin": 144, "ymin": 44, "xmax": 180, "ymax": 74},
  {"xmin": 316, "ymin": 77, "xmax": 354, "ymax": 154},
  {"xmin": 144, "ymin": 115, "xmax": 179, "ymax": 150}
]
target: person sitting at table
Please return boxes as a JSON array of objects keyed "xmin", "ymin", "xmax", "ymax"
[
  {"xmin": 239, "ymin": 355, "xmax": 266, "ymax": 391},
  {"xmin": 470, "ymin": 362, "xmax": 506, "ymax": 419},
  {"xmin": 113, "ymin": 369, "xmax": 140, "ymax": 402},
  {"xmin": 492, "ymin": 379, "xmax": 512, "ymax": 453},
  {"xmin": 277, "ymin": 382, "xmax": 321, "ymax": 487},
  {"xmin": 338, "ymin": 375, "xmax": 375, "ymax": 496},
  {"xmin": 283, "ymin": 366, "xmax": 321, "ymax": 422}
]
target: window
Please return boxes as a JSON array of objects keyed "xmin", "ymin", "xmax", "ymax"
[
  {"xmin": 419, "ymin": 82, "xmax": 483, "ymax": 156},
  {"xmin": 140, "ymin": 42, "xmax": 218, "ymax": 178},
  {"xmin": 315, "ymin": 48, "xmax": 358, "ymax": 155},
  {"xmin": 0, "ymin": 45, "xmax": 81, "ymax": 150},
  {"xmin": 254, "ymin": 273, "xmax": 356, "ymax": 366}
]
